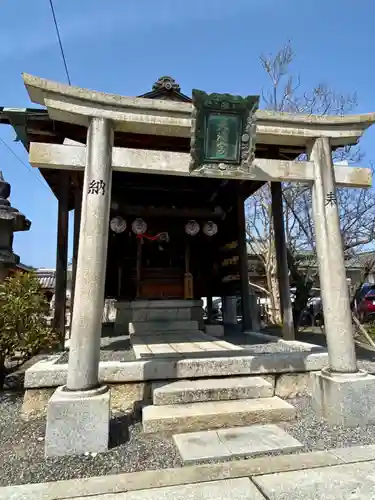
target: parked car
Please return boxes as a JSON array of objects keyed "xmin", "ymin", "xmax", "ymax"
[{"xmin": 354, "ymin": 284, "xmax": 375, "ymax": 323}]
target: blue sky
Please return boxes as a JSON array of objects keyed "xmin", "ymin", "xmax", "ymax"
[{"xmin": 1, "ymin": 0, "xmax": 374, "ymax": 268}]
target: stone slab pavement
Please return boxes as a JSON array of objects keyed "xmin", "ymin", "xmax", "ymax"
[
  {"xmin": 74, "ymin": 477, "xmax": 263, "ymax": 499},
  {"xmin": 131, "ymin": 331, "xmax": 243, "ymax": 359},
  {"xmin": 254, "ymin": 461, "xmax": 375, "ymax": 499},
  {"xmin": 2, "ymin": 445, "xmax": 375, "ymax": 499},
  {"xmin": 173, "ymin": 424, "xmax": 303, "ymax": 464}
]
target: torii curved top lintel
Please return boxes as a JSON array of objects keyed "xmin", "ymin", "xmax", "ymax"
[{"xmin": 22, "ymin": 73, "xmax": 375, "ymax": 148}]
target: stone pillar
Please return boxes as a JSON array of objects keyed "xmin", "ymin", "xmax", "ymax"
[
  {"xmin": 271, "ymin": 182, "xmax": 294, "ymax": 340},
  {"xmin": 67, "ymin": 118, "xmax": 113, "ymax": 391},
  {"xmin": 309, "ymin": 137, "xmax": 375, "ymax": 427},
  {"xmin": 45, "ymin": 118, "xmax": 114, "ymax": 457},
  {"xmin": 309, "ymin": 138, "xmax": 356, "ymax": 373},
  {"xmin": 53, "ymin": 171, "xmax": 69, "ymax": 347},
  {"xmin": 237, "ymin": 190, "xmax": 252, "ymax": 330}
]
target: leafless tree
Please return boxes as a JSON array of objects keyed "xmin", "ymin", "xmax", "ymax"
[{"xmin": 246, "ymin": 41, "xmax": 375, "ymax": 327}]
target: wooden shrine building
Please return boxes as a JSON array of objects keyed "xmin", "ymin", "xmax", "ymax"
[
  {"xmin": 0, "ymin": 76, "xmax": 276, "ymax": 332},
  {"xmin": 0, "ymin": 75, "xmax": 373, "ymax": 341}
]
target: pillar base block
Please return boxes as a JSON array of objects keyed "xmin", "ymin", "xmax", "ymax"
[
  {"xmin": 312, "ymin": 368, "xmax": 375, "ymax": 427},
  {"xmin": 45, "ymin": 385, "xmax": 110, "ymax": 457}
]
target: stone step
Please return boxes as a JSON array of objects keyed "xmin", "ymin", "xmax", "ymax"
[
  {"xmin": 173, "ymin": 424, "xmax": 303, "ymax": 464},
  {"xmin": 153, "ymin": 376, "xmax": 273, "ymax": 405},
  {"xmin": 133, "ymin": 308, "xmax": 193, "ymax": 322},
  {"xmin": 129, "ymin": 320, "xmax": 199, "ymax": 335},
  {"xmin": 142, "ymin": 396, "xmax": 296, "ymax": 433},
  {"xmin": 129, "ymin": 299, "xmax": 203, "ymax": 309}
]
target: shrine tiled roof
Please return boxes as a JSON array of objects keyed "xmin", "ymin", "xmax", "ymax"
[{"xmin": 36, "ymin": 269, "xmax": 55, "ymax": 290}]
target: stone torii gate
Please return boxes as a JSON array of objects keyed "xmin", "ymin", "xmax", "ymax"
[{"xmin": 19, "ymin": 73, "xmax": 375, "ymax": 455}]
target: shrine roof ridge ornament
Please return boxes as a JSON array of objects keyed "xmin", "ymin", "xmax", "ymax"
[
  {"xmin": 152, "ymin": 76, "xmax": 181, "ymax": 93},
  {"xmin": 22, "ymin": 73, "xmax": 375, "ymax": 147}
]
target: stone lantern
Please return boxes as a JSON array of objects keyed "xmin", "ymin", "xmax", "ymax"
[{"xmin": 0, "ymin": 171, "xmax": 31, "ymax": 280}]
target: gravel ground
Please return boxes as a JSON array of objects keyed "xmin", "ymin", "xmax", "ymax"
[
  {"xmin": 57, "ymin": 336, "xmax": 136, "ymax": 364},
  {"xmin": 3, "ymin": 391, "xmax": 375, "ymax": 487},
  {"xmin": 281, "ymin": 397, "xmax": 375, "ymax": 451},
  {"xmin": 0, "ymin": 391, "xmax": 181, "ymax": 487},
  {"xmin": 56, "ymin": 349, "xmax": 136, "ymax": 364}
]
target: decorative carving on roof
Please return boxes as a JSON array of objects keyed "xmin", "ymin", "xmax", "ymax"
[
  {"xmin": 140, "ymin": 76, "xmax": 191, "ymax": 102},
  {"xmin": 152, "ymin": 76, "xmax": 181, "ymax": 93}
]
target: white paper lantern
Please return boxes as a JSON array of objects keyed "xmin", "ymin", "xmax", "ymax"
[
  {"xmin": 185, "ymin": 220, "xmax": 200, "ymax": 236},
  {"xmin": 110, "ymin": 216, "xmax": 127, "ymax": 233},
  {"xmin": 203, "ymin": 221, "xmax": 218, "ymax": 237},
  {"xmin": 132, "ymin": 218, "xmax": 147, "ymax": 235}
]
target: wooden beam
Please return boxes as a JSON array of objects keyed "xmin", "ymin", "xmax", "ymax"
[
  {"xmin": 53, "ymin": 171, "xmax": 69, "ymax": 346},
  {"xmin": 271, "ymin": 182, "xmax": 294, "ymax": 340},
  {"xmin": 237, "ymin": 189, "xmax": 252, "ymax": 331},
  {"xmin": 30, "ymin": 143, "xmax": 372, "ymax": 188}
]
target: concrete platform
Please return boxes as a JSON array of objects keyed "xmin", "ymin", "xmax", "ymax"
[
  {"xmin": 131, "ymin": 331, "xmax": 243, "ymax": 359},
  {"xmin": 173, "ymin": 424, "xmax": 303, "ymax": 464},
  {"xmin": 24, "ymin": 350, "xmax": 329, "ymax": 387},
  {"xmin": 142, "ymin": 396, "xmax": 296, "ymax": 433},
  {"xmin": 153, "ymin": 376, "xmax": 273, "ymax": 405}
]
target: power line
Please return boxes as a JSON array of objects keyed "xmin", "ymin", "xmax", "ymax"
[
  {"xmin": 48, "ymin": 0, "xmax": 71, "ymax": 85},
  {"xmin": 0, "ymin": 136, "xmax": 52, "ymax": 194}
]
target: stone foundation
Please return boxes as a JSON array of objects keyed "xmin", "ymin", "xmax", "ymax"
[
  {"xmin": 22, "ymin": 382, "xmax": 150, "ymax": 421},
  {"xmin": 22, "ymin": 371, "xmax": 318, "ymax": 421},
  {"xmin": 21, "ymin": 388, "xmax": 55, "ymax": 420},
  {"xmin": 312, "ymin": 368, "xmax": 375, "ymax": 426},
  {"xmin": 45, "ymin": 385, "xmax": 110, "ymax": 457},
  {"xmin": 115, "ymin": 300, "xmax": 204, "ymax": 335},
  {"xmin": 275, "ymin": 372, "xmax": 314, "ymax": 398},
  {"xmin": 24, "ymin": 350, "xmax": 329, "ymax": 388}
]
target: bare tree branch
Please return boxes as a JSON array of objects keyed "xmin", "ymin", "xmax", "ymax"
[{"xmin": 247, "ymin": 41, "xmax": 375, "ymax": 329}]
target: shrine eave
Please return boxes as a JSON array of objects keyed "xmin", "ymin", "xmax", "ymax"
[{"xmin": 22, "ymin": 73, "xmax": 375, "ymax": 148}]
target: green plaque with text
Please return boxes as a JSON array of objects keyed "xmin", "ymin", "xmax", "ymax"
[{"xmin": 190, "ymin": 90, "xmax": 259, "ymax": 174}]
